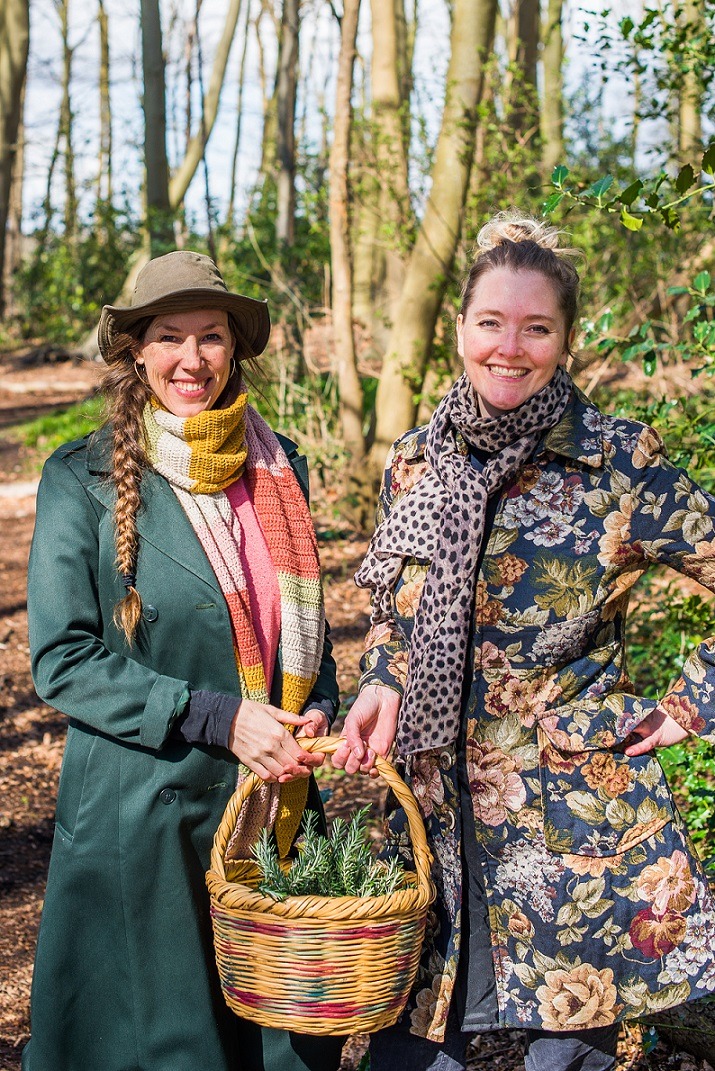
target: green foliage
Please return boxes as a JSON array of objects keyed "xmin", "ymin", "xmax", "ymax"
[
  {"xmin": 252, "ymin": 808, "xmax": 406, "ymax": 901},
  {"xmin": 17, "ymin": 396, "xmax": 104, "ymax": 455},
  {"xmin": 581, "ymin": 268, "xmax": 715, "ymax": 421},
  {"xmin": 546, "ymin": 142, "xmax": 715, "ymax": 235},
  {"xmin": 13, "ymin": 202, "xmax": 142, "ymax": 344},
  {"xmin": 626, "ymin": 580, "xmax": 715, "ymax": 870}
]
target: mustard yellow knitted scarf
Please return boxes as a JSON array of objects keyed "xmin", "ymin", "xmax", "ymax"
[{"xmin": 144, "ymin": 393, "xmax": 325, "ymax": 857}]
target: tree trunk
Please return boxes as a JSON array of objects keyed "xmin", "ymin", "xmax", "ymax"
[
  {"xmin": 507, "ymin": 0, "xmax": 539, "ymax": 152},
  {"xmin": 329, "ymin": 0, "xmax": 364, "ymax": 460},
  {"xmin": 275, "ymin": 0, "xmax": 299, "ymax": 247},
  {"xmin": 256, "ymin": 0, "xmax": 278, "ymax": 181},
  {"xmin": 540, "ymin": 0, "xmax": 564, "ymax": 177},
  {"xmin": 394, "ymin": 0, "xmax": 415, "ymax": 157},
  {"xmin": 169, "ymin": 0, "xmax": 243, "ymax": 208},
  {"xmin": 352, "ymin": 0, "xmax": 412, "ymax": 350},
  {"xmin": 678, "ymin": 0, "xmax": 703, "ymax": 160},
  {"xmin": 372, "ymin": 0, "xmax": 411, "ymax": 314},
  {"xmin": 140, "ymin": 0, "xmax": 173, "ymax": 252},
  {"xmin": 226, "ymin": 0, "xmax": 250, "ymax": 226},
  {"xmin": 97, "ymin": 0, "xmax": 112, "ymax": 209},
  {"xmin": 3, "ymin": 80, "xmax": 23, "ymax": 316},
  {"xmin": 0, "ymin": 0, "xmax": 29, "ymax": 317},
  {"xmin": 366, "ymin": 0, "xmax": 498, "ymax": 480},
  {"xmin": 58, "ymin": 0, "xmax": 77, "ymax": 241}
]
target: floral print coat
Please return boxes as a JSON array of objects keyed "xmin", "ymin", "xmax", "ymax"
[{"xmin": 358, "ymin": 387, "xmax": 715, "ymax": 1041}]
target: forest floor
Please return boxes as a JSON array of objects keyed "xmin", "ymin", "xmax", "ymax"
[{"xmin": 0, "ymin": 352, "xmax": 712, "ymax": 1071}]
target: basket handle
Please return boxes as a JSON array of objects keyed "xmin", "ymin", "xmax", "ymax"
[{"xmin": 210, "ymin": 735, "xmax": 433, "ymax": 892}]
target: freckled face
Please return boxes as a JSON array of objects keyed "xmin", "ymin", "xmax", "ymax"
[
  {"xmin": 137, "ymin": 309, "xmax": 234, "ymax": 417},
  {"xmin": 456, "ymin": 267, "xmax": 572, "ymax": 418}
]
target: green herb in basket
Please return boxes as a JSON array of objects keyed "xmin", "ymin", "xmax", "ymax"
[{"xmin": 252, "ymin": 807, "xmax": 407, "ymax": 901}]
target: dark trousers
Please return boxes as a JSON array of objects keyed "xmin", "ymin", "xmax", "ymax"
[
  {"xmin": 369, "ymin": 1013, "xmax": 619, "ymax": 1071},
  {"xmin": 236, "ymin": 1020, "xmax": 345, "ymax": 1071}
]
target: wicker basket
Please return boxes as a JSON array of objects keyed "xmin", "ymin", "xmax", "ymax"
[{"xmin": 206, "ymin": 736, "xmax": 434, "ymax": 1036}]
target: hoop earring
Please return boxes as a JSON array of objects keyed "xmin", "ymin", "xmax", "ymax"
[
  {"xmin": 134, "ymin": 360, "xmax": 146, "ymax": 381},
  {"xmin": 230, "ymin": 357, "xmax": 237, "ymax": 377}
]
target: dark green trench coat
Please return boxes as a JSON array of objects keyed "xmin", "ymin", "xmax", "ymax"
[{"xmin": 23, "ymin": 430, "xmax": 339, "ymax": 1071}]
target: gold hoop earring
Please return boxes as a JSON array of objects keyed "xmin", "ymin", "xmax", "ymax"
[
  {"xmin": 230, "ymin": 357, "xmax": 237, "ymax": 377},
  {"xmin": 134, "ymin": 360, "xmax": 146, "ymax": 381}
]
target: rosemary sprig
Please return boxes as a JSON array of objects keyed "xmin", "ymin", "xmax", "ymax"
[{"xmin": 251, "ymin": 806, "xmax": 407, "ymax": 901}]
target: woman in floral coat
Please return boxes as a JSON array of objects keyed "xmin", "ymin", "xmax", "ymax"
[{"xmin": 334, "ymin": 214, "xmax": 715, "ymax": 1071}]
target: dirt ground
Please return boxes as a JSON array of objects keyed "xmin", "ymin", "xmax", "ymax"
[{"xmin": 0, "ymin": 353, "xmax": 711, "ymax": 1071}]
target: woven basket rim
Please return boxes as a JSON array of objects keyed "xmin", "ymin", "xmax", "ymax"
[
  {"xmin": 207, "ymin": 736, "xmax": 434, "ymax": 920},
  {"xmin": 206, "ymin": 866, "xmax": 431, "ymax": 919}
]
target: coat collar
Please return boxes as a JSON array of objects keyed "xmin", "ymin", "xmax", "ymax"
[{"xmin": 396, "ymin": 384, "xmax": 605, "ymax": 470}]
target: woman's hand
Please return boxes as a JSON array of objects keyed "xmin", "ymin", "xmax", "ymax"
[
  {"xmin": 624, "ymin": 706, "xmax": 690, "ymax": 756},
  {"xmin": 228, "ymin": 700, "xmax": 325, "ymax": 783},
  {"xmin": 296, "ymin": 707, "xmax": 330, "ymax": 740},
  {"xmin": 332, "ymin": 685, "xmax": 401, "ymax": 777}
]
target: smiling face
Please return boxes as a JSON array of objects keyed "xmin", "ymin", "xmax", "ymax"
[
  {"xmin": 136, "ymin": 309, "xmax": 234, "ymax": 417},
  {"xmin": 456, "ymin": 266, "xmax": 572, "ymax": 418}
]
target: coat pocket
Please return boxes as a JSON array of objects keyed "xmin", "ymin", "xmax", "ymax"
[
  {"xmin": 54, "ymin": 722, "xmax": 98, "ymax": 842},
  {"xmin": 538, "ymin": 688, "xmax": 660, "ymax": 752},
  {"xmin": 538, "ymin": 725, "xmax": 675, "ymax": 857}
]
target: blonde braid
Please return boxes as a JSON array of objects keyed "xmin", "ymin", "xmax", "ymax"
[{"xmin": 99, "ymin": 327, "xmax": 152, "ymax": 645}]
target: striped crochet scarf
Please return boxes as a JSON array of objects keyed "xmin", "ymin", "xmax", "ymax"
[{"xmin": 143, "ymin": 391, "xmax": 325, "ymax": 858}]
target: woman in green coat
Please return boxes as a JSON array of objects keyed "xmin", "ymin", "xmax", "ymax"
[{"xmin": 24, "ymin": 251, "xmax": 343, "ymax": 1071}]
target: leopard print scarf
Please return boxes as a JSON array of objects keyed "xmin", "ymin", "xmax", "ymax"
[{"xmin": 356, "ymin": 367, "xmax": 572, "ymax": 755}]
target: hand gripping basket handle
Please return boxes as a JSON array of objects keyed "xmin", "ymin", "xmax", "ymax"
[{"xmin": 210, "ymin": 735, "xmax": 433, "ymax": 895}]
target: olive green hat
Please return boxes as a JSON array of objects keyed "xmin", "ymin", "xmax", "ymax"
[{"xmin": 97, "ymin": 250, "xmax": 270, "ymax": 361}]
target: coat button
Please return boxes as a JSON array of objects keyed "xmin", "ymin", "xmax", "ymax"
[
  {"xmin": 143, "ymin": 604, "xmax": 159, "ymax": 623},
  {"xmin": 159, "ymin": 788, "xmax": 176, "ymax": 805}
]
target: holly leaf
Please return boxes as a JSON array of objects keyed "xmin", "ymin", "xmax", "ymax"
[
  {"xmin": 693, "ymin": 270, "xmax": 711, "ymax": 294},
  {"xmin": 618, "ymin": 179, "xmax": 643, "ymax": 207},
  {"xmin": 675, "ymin": 163, "xmax": 696, "ymax": 194},
  {"xmin": 551, "ymin": 165, "xmax": 569, "ymax": 186},
  {"xmin": 659, "ymin": 205, "xmax": 680, "ymax": 230},
  {"xmin": 543, "ymin": 191, "xmax": 565, "ymax": 214},
  {"xmin": 643, "ymin": 351, "xmax": 657, "ymax": 377},
  {"xmin": 702, "ymin": 142, "xmax": 715, "ymax": 175},
  {"xmin": 586, "ymin": 175, "xmax": 614, "ymax": 200},
  {"xmin": 620, "ymin": 209, "xmax": 643, "ymax": 231}
]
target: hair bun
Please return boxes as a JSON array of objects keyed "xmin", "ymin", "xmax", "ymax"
[{"xmin": 476, "ymin": 210, "xmax": 572, "ymax": 257}]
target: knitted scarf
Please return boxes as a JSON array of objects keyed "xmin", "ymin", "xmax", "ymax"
[
  {"xmin": 144, "ymin": 391, "xmax": 325, "ymax": 857},
  {"xmin": 356, "ymin": 367, "xmax": 572, "ymax": 756}
]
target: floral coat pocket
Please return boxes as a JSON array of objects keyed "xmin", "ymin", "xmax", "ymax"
[{"xmin": 538, "ymin": 728, "xmax": 676, "ymax": 857}]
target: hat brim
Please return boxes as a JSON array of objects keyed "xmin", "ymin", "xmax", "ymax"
[{"xmin": 97, "ymin": 288, "xmax": 271, "ymax": 363}]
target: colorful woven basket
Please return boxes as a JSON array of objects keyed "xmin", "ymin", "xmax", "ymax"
[{"xmin": 206, "ymin": 736, "xmax": 434, "ymax": 1036}]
